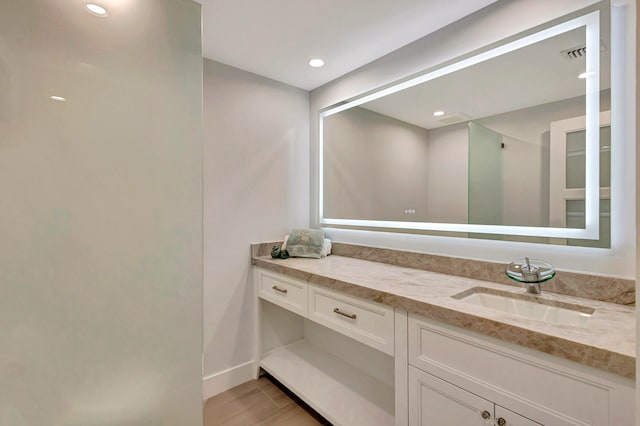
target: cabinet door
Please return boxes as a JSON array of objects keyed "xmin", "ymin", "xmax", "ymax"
[
  {"xmin": 409, "ymin": 366, "xmax": 494, "ymax": 426},
  {"xmin": 495, "ymin": 405, "xmax": 542, "ymax": 426}
]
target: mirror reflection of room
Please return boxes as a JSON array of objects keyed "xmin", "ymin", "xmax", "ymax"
[{"xmin": 322, "ymin": 21, "xmax": 611, "ymax": 247}]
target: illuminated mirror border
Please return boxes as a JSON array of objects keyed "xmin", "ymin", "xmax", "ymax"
[{"xmin": 318, "ymin": 11, "xmax": 600, "ymax": 239}]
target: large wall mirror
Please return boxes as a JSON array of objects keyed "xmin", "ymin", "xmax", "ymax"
[{"xmin": 319, "ymin": 10, "xmax": 611, "ymax": 246}]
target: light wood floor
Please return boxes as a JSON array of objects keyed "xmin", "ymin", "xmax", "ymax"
[{"xmin": 204, "ymin": 374, "xmax": 331, "ymax": 426}]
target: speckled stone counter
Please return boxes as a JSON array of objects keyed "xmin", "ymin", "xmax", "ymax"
[{"xmin": 252, "ymin": 252, "xmax": 635, "ymax": 379}]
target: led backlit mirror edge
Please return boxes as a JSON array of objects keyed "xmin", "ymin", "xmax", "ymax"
[{"xmin": 318, "ymin": 11, "xmax": 600, "ymax": 240}]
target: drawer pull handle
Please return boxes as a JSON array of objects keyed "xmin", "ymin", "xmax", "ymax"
[
  {"xmin": 333, "ymin": 308, "xmax": 356, "ymax": 320},
  {"xmin": 272, "ymin": 285, "xmax": 288, "ymax": 294}
]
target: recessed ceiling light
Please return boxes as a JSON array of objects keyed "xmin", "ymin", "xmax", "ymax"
[
  {"xmin": 309, "ymin": 59, "xmax": 325, "ymax": 68},
  {"xmin": 433, "ymin": 110, "xmax": 445, "ymax": 117},
  {"xmin": 50, "ymin": 96, "xmax": 67, "ymax": 102},
  {"xmin": 85, "ymin": 3, "xmax": 108, "ymax": 16},
  {"xmin": 578, "ymin": 71, "xmax": 595, "ymax": 79}
]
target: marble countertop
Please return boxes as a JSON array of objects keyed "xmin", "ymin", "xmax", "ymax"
[{"xmin": 252, "ymin": 254, "xmax": 636, "ymax": 379}]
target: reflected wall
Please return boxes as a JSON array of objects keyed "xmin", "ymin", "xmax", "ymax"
[{"xmin": 0, "ymin": 0, "xmax": 203, "ymax": 424}]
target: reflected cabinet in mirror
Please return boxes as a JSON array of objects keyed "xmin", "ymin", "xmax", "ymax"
[{"xmin": 320, "ymin": 9, "xmax": 611, "ymax": 246}]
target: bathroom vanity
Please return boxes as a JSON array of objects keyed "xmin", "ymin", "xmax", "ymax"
[
  {"xmin": 252, "ymin": 244, "xmax": 634, "ymax": 426},
  {"xmin": 248, "ymin": 3, "xmax": 638, "ymax": 425}
]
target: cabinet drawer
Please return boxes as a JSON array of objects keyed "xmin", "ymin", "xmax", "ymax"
[
  {"xmin": 257, "ymin": 269, "xmax": 308, "ymax": 316},
  {"xmin": 308, "ymin": 284, "xmax": 394, "ymax": 355}
]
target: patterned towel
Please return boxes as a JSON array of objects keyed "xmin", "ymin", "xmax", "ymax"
[
  {"xmin": 286, "ymin": 228, "xmax": 325, "ymax": 259},
  {"xmin": 282, "ymin": 235, "xmax": 331, "ymax": 257}
]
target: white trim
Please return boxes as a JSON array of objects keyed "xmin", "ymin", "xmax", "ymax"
[
  {"xmin": 253, "ymin": 268, "xmax": 262, "ymax": 389},
  {"xmin": 321, "ymin": 218, "xmax": 594, "ymax": 239},
  {"xmin": 394, "ymin": 310, "xmax": 409, "ymax": 426},
  {"xmin": 549, "ymin": 111, "xmax": 611, "ymax": 244},
  {"xmin": 583, "ymin": 8, "xmax": 600, "ymax": 240},
  {"xmin": 318, "ymin": 114, "xmax": 324, "ymax": 221},
  {"xmin": 202, "ymin": 361, "xmax": 257, "ymax": 400}
]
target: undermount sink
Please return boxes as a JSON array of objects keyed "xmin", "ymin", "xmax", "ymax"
[{"xmin": 452, "ymin": 287, "xmax": 595, "ymax": 326}]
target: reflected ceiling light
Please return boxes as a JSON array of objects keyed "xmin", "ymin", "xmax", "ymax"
[
  {"xmin": 578, "ymin": 71, "xmax": 594, "ymax": 79},
  {"xmin": 85, "ymin": 3, "xmax": 108, "ymax": 16},
  {"xmin": 433, "ymin": 110, "xmax": 445, "ymax": 117},
  {"xmin": 309, "ymin": 59, "xmax": 325, "ymax": 68},
  {"xmin": 50, "ymin": 96, "xmax": 67, "ymax": 102}
]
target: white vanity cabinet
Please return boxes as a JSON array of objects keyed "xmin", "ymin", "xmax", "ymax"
[
  {"xmin": 255, "ymin": 267, "xmax": 634, "ymax": 426},
  {"xmin": 407, "ymin": 314, "xmax": 634, "ymax": 426},
  {"xmin": 409, "ymin": 366, "xmax": 540, "ymax": 426},
  {"xmin": 254, "ymin": 268, "xmax": 397, "ymax": 426}
]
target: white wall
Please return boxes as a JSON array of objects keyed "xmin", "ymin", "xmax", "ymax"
[
  {"xmin": 311, "ymin": 0, "xmax": 636, "ymax": 278},
  {"xmin": 423, "ymin": 92, "xmax": 611, "ymax": 229},
  {"xmin": 324, "ymin": 107, "xmax": 430, "ymax": 221},
  {"xmin": 322, "ymin": 91, "xmax": 604, "ymax": 227},
  {"xmin": 479, "ymin": 92, "xmax": 612, "ymax": 229},
  {"xmin": 424, "ymin": 123, "xmax": 469, "ymax": 223},
  {"xmin": 202, "ymin": 60, "xmax": 309, "ymax": 397},
  {"xmin": 0, "ymin": 0, "xmax": 204, "ymax": 424}
]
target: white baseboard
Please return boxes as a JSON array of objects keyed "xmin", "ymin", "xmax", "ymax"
[{"xmin": 202, "ymin": 360, "xmax": 258, "ymax": 400}]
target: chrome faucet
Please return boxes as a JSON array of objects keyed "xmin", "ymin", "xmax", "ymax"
[
  {"xmin": 506, "ymin": 257, "xmax": 555, "ymax": 295},
  {"xmin": 521, "ymin": 257, "xmax": 542, "ymax": 294}
]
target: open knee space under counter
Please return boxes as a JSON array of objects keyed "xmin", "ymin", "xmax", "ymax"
[{"xmin": 256, "ymin": 267, "xmax": 396, "ymax": 426}]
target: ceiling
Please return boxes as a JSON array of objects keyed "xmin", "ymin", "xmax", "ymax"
[{"xmin": 193, "ymin": 0, "xmax": 497, "ymax": 91}]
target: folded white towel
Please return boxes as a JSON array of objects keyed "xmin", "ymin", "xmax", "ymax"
[
  {"xmin": 282, "ymin": 235, "xmax": 331, "ymax": 257},
  {"xmin": 321, "ymin": 239, "xmax": 332, "ymax": 257}
]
